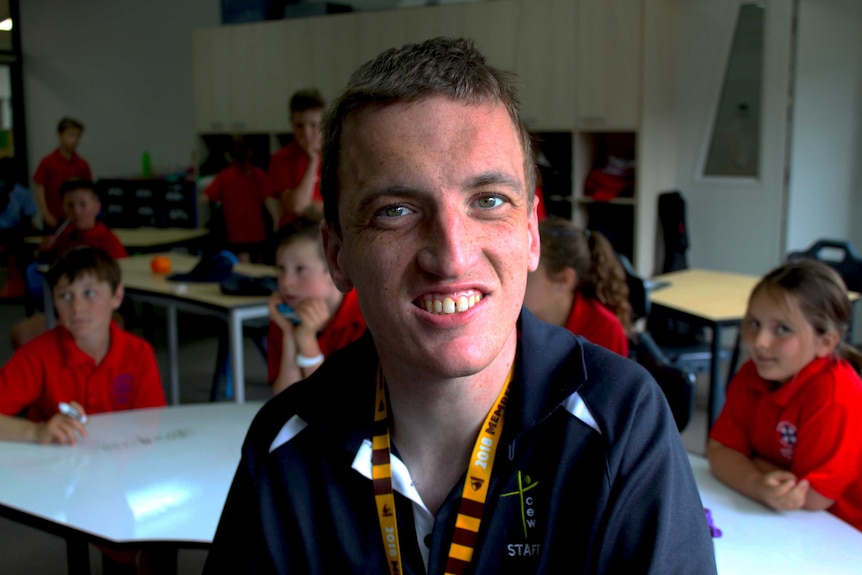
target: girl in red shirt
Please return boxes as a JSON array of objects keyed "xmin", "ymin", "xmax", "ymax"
[
  {"xmin": 524, "ymin": 217, "xmax": 632, "ymax": 356},
  {"xmin": 709, "ymin": 260, "xmax": 862, "ymax": 531}
]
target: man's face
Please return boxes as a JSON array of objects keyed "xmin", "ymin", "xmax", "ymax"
[
  {"xmin": 323, "ymin": 96, "xmax": 540, "ymax": 380},
  {"xmin": 53, "ymin": 272, "xmax": 123, "ymax": 343},
  {"xmin": 290, "ymin": 108, "xmax": 324, "ymax": 153},
  {"xmin": 63, "ymin": 189, "xmax": 100, "ymax": 230}
]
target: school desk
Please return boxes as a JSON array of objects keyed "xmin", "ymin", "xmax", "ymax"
[
  {"xmin": 0, "ymin": 402, "xmax": 262, "ymax": 575},
  {"xmin": 688, "ymin": 454, "xmax": 862, "ymax": 574},
  {"xmin": 26, "ymin": 227, "xmax": 209, "ymax": 254},
  {"xmin": 648, "ymin": 269, "xmax": 759, "ymax": 431},
  {"xmin": 118, "ymin": 253, "xmax": 273, "ymax": 404}
]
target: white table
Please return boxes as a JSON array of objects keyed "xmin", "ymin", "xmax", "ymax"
[
  {"xmin": 119, "ymin": 253, "xmax": 272, "ymax": 404},
  {"xmin": 0, "ymin": 402, "xmax": 261, "ymax": 573},
  {"xmin": 689, "ymin": 454, "xmax": 862, "ymax": 574}
]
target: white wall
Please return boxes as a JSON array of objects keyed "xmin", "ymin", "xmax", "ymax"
[
  {"xmin": 21, "ymin": 0, "xmax": 220, "ymax": 180},
  {"xmin": 785, "ymin": 0, "xmax": 862, "ymax": 253}
]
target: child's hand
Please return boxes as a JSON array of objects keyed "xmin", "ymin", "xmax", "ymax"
[
  {"xmin": 757, "ymin": 470, "xmax": 808, "ymax": 510},
  {"xmin": 269, "ymin": 294, "xmax": 297, "ymax": 334},
  {"xmin": 293, "ymin": 298, "xmax": 331, "ymax": 341},
  {"xmin": 37, "ymin": 406, "xmax": 88, "ymax": 445}
]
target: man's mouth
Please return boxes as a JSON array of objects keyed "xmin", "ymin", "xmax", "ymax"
[{"xmin": 418, "ymin": 290, "xmax": 483, "ymax": 315}]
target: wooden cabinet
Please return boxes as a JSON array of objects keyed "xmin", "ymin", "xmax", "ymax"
[
  {"xmin": 514, "ymin": 0, "xmax": 577, "ymax": 130},
  {"xmin": 575, "ymin": 0, "xmax": 642, "ymax": 130}
]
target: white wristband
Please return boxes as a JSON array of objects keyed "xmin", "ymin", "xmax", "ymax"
[{"xmin": 296, "ymin": 352, "xmax": 324, "ymax": 368}]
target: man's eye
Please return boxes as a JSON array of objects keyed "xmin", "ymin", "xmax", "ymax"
[
  {"xmin": 380, "ymin": 205, "xmax": 412, "ymax": 218},
  {"xmin": 476, "ymin": 195, "xmax": 504, "ymax": 209},
  {"xmin": 59, "ymin": 292, "xmax": 72, "ymax": 301},
  {"xmin": 85, "ymin": 289, "xmax": 97, "ymax": 298}
]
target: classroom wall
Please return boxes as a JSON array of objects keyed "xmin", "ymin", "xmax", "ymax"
[
  {"xmin": 20, "ymin": 0, "xmax": 220, "ymax": 182},
  {"xmin": 785, "ymin": 0, "xmax": 862, "ymax": 253}
]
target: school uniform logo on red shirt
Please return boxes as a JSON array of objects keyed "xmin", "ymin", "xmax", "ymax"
[
  {"xmin": 111, "ymin": 374, "xmax": 134, "ymax": 406},
  {"xmin": 776, "ymin": 420, "xmax": 797, "ymax": 460}
]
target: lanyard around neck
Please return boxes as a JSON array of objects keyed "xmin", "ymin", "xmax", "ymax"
[{"xmin": 372, "ymin": 364, "xmax": 512, "ymax": 575}]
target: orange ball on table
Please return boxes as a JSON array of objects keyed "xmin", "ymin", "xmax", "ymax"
[{"xmin": 150, "ymin": 256, "xmax": 172, "ymax": 275}]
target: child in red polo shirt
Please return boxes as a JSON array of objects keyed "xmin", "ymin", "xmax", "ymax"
[
  {"xmin": 269, "ymin": 89, "xmax": 325, "ymax": 228},
  {"xmin": 524, "ymin": 217, "xmax": 632, "ymax": 356},
  {"xmin": 268, "ymin": 210, "xmax": 365, "ymax": 394},
  {"xmin": 33, "ymin": 117, "xmax": 93, "ymax": 230},
  {"xmin": 204, "ymin": 136, "xmax": 278, "ymax": 263},
  {"xmin": 10, "ymin": 179, "xmax": 128, "ymax": 349},
  {"xmin": 42, "ymin": 178, "xmax": 128, "ymax": 261},
  {"xmin": 0, "ymin": 246, "xmax": 165, "ymax": 444},
  {"xmin": 709, "ymin": 260, "xmax": 862, "ymax": 532}
]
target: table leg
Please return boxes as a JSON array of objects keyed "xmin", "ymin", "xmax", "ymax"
[
  {"xmin": 166, "ymin": 306, "xmax": 180, "ymax": 405},
  {"xmin": 65, "ymin": 534, "xmax": 91, "ymax": 575},
  {"xmin": 707, "ymin": 324, "xmax": 725, "ymax": 431},
  {"xmin": 228, "ymin": 312, "xmax": 246, "ymax": 404}
]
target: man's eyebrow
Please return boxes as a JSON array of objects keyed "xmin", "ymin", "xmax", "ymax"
[{"xmin": 462, "ymin": 171, "xmax": 524, "ymax": 193}]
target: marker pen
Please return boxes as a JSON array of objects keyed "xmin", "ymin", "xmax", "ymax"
[{"xmin": 58, "ymin": 402, "xmax": 88, "ymax": 424}]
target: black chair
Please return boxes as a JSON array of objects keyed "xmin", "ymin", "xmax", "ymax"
[
  {"xmin": 634, "ymin": 331, "xmax": 696, "ymax": 432},
  {"xmin": 787, "ymin": 239, "xmax": 862, "ymax": 292},
  {"xmin": 619, "ymin": 254, "xmax": 725, "ymax": 375}
]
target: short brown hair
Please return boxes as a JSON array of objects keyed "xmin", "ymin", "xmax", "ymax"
[
  {"xmin": 275, "ymin": 208, "xmax": 324, "ymax": 259},
  {"xmin": 290, "ymin": 89, "xmax": 325, "ymax": 114},
  {"xmin": 321, "ymin": 37, "xmax": 535, "ymax": 234},
  {"xmin": 59, "ymin": 178, "xmax": 98, "ymax": 200},
  {"xmin": 46, "ymin": 246, "xmax": 121, "ymax": 292},
  {"xmin": 57, "ymin": 117, "xmax": 85, "ymax": 134}
]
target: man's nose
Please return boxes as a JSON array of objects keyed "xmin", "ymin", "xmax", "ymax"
[{"xmin": 417, "ymin": 205, "xmax": 475, "ymax": 278}]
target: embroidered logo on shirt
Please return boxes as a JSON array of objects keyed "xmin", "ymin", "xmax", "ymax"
[
  {"xmin": 501, "ymin": 470, "xmax": 540, "ymax": 539},
  {"xmin": 110, "ymin": 374, "xmax": 134, "ymax": 406},
  {"xmin": 776, "ymin": 420, "xmax": 797, "ymax": 460}
]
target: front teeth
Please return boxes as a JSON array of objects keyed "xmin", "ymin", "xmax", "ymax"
[{"xmin": 422, "ymin": 293, "xmax": 482, "ymax": 315}]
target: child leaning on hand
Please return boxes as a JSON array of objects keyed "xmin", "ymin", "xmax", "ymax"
[{"xmin": 267, "ymin": 209, "xmax": 365, "ymax": 395}]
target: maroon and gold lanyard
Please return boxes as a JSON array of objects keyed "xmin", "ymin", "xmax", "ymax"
[{"xmin": 372, "ymin": 364, "xmax": 512, "ymax": 575}]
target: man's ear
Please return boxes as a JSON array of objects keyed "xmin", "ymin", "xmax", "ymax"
[
  {"xmin": 111, "ymin": 283, "xmax": 124, "ymax": 311},
  {"xmin": 527, "ymin": 199, "xmax": 541, "ymax": 272},
  {"xmin": 321, "ymin": 221, "xmax": 354, "ymax": 294}
]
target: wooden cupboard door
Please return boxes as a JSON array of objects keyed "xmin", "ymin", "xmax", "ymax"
[
  {"xmin": 192, "ymin": 27, "xmax": 232, "ymax": 133},
  {"xmin": 575, "ymin": 0, "xmax": 642, "ymax": 130},
  {"xmin": 514, "ymin": 0, "xmax": 577, "ymax": 130}
]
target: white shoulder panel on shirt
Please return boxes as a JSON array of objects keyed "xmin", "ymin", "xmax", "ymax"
[
  {"xmin": 562, "ymin": 391, "xmax": 601, "ymax": 434},
  {"xmin": 269, "ymin": 414, "xmax": 309, "ymax": 453}
]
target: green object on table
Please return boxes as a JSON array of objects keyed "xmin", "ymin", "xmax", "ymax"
[{"xmin": 141, "ymin": 151, "xmax": 152, "ymax": 178}]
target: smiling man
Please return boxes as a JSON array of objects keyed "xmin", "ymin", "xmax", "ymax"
[{"xmin": 206, "ymin": 38, "xmax": 717, "ymax": 574}]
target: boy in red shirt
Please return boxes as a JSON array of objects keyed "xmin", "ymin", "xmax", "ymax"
[
  {"xmin": 42, "ymin": 178, "xmax": 128, "ymax": 261},
  {"xmin": 0, "ymin": 246, "xmax": 165, "ymax": 444},
  {"xmin": 269, "ymin": 89, "xmax": 325, "ymax": 228},
  {"xmin": 204, "ymin": 136, "xmax": 278, "ymax": 263},
  {"xmin": 11, "ymin": 179, "xmax": 128, "ymax": 349},
  {"xmin": 33, "ymin": 117, "xmax": 93, "ymax": 230},
  {"xmin": 268, "ymin": 210, "xmax": 365, "ymax": 394}
]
